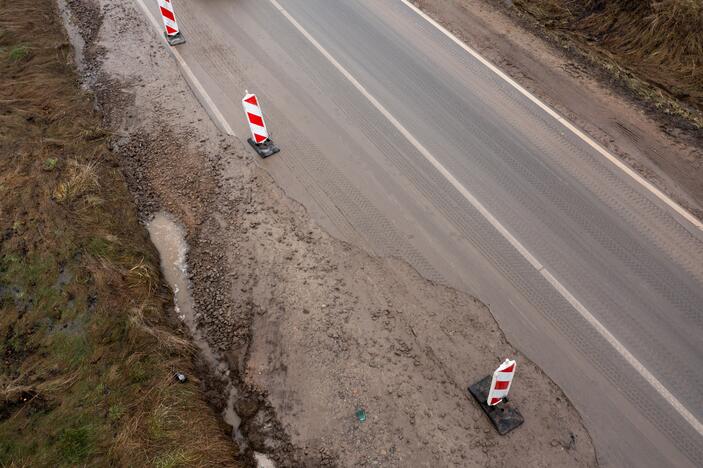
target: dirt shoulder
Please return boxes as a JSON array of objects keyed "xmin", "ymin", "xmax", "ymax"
[
  {"xmin": 54, "ymin": 0, "xmax": 599, "ymax": 466},
  {"xmin": 0, "ymin": 0, "xmax": 240, "ymax": 466},
  {"xmin": 414, "ymin": 0, "xmax": 703, "ymax": 221}
]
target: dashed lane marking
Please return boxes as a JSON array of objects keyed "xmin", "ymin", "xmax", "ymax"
[
  {"xmin": 400, "ymin": 0, "xmax": 703, "ymax": 234},
  {"xmin": 268, "ymin": 0, "xmax": 703, "ymax": 437}
]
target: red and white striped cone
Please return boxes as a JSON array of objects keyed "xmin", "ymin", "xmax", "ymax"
[
  {"xmin": 158, "ymin": 0, "xmax": 185, "ymax": 46},
  {"xmin": 242, "ymin": 92, "xmax": 280, "ymax": 158},
  {"xmin": 242, "ymin": 93, "xmax": 269, "ymax": 144},
  {"xmin": 468, "ymin": 357, "xmax": 523, "ymax": 435},
  {"xmin": 487, "ymin": 358, "xmax": 516, "ymax": 406}
]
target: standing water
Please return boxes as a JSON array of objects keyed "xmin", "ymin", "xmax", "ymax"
[
  {"xmin": 147, "ymin": 215, "xmax": 246, "ymax": 441},
  {"xmin": 255, "ymin": 453, "xmax": 277, "ymax": 468},
  {"xmin": 147, "ymin": 214, "xmax": 194, "ymax": 327}
]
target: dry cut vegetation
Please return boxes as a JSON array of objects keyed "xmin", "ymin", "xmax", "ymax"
[
  {"xmin": 512, "ymin": 0, "xmax": 703, "ymax": 127},
  {"xmin": 0, "ymin": 0, "xmax": 239, "ymax": 466}
]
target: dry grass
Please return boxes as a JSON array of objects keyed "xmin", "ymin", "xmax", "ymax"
[
  {"xmin": 513, "ymin": 0, "xmax": 703, "ymax": 126},
  {"xmin": 0, "ymin": 0, "xmax": 240, "ymax": 465},
  {"xmin": 52, "ymin": 159, "xmax": 99, "ymax": 202}
]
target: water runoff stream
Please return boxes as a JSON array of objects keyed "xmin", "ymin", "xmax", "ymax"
[{"xmin": 147, "ymin": 213, "xmax": 274, "ymax": 468}]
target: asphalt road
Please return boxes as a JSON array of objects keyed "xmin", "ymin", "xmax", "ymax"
[{"xmin": 140, "ymin": 0, "xmax": 703, "ymax": 465}]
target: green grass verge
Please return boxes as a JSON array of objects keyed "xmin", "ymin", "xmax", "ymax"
[{"xmin": 0, "ymin": 0, "xmax": 240, "ymax": 466}]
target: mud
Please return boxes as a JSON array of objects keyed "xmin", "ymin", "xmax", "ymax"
[
  {"xmin": 59, "ymin": 0, "xmax": 597, "ymax": 466},
  {"xmin": 147, "ymin": 212, "xmax": 271, "ymax": 461}
]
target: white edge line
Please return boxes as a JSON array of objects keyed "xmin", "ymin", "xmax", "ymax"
[
  {"xmin": 399, "ymin": 0, "xmax": 703, "ymax": 233},
  {"xmin": 268, "ymin": 0, "xmax": 703, "ymax": 436},
  {"xmin": 133, "ymin": 0, "xmax": 235, "ymax": 136}
]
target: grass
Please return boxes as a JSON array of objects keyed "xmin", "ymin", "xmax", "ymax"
[
  {"xmin": 154, "ymin": 449, "xmax": 193, "ymax": 468},
  {"xmin": 57, "ymin": 425, "xmax": 95, "ymax": 464},
  {"xmin": 8, "ymin": 44, "xmax": 30, "ymax": 61},
  {"xmin": 52, "ymin": 160, "xmax": 99, "ymax": 202},
  {"xmin": 0, "ymin": 0, "xmax": 240, "ymax": 466},
  {"xmin": 43, "ymin": 157, "xmax": 58, "ymax": 171},
  {"xmin": 108, "ymin": 404, "xmax": 125, "ymax": 421},
  {"xmin": 511, "ymin": 0, "xmax": 703, "ymax": 127}
]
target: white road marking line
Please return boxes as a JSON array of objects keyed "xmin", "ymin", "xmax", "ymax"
[
  {"xmin": 400, "ymin": 0, "xmax": 703, "ymax": 233},
  {"xmin": 268, "ymin": 0, "xmax": 703, "ymax": 436},
  {"xmin": 133, "ymin": 0, "xmax": 235, "ymax": 136}
]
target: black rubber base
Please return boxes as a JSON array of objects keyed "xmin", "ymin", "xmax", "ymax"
[
  {"xmin": 248, "ymin": 138, "xmax": 280, "ymax": 158},
  {"xmin": 165, "ymin": 32, "xmax": 186, "ymax": 46},
  {"xmin": 468, "ymin": 375, "xmax": 524, "ymax": 435}
]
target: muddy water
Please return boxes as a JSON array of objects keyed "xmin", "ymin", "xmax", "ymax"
[
  {"xmin": 255, "ymin": 453, "xmax": 276, "ymax": 468},
  {"xmin": 146, "ymin": 214, "xmax": 244, "ymax": 436},
  {"xmin": 147, "ymin": 214, "xmax": 276, "ymax": 467}
]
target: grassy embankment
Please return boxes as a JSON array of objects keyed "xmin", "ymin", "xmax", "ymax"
[
  {"xmin": 0, "ymin": 0, "xmax": 238, "ymax": 466},
  {"xmin": 512, "ymin": 0, "xmax": 703, "ymax": 127}
]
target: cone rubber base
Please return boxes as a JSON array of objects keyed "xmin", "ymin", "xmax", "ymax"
[
  {"xmin": 468, "ymin": 375, "xmax": 524, "ymax": 435},
  {"xmin": 248, "ymin": 138, "xmax": 280, "ymax": 158},
  {"xmin": 165, "ymin": 32, "xmax": 186, "ymax": 46}
]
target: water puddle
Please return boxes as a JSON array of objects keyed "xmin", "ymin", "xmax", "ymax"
[
  {"xmin": 147, "ymin": 213, "xmax": 262, "ymax": 459},
  {"xmin": 255, "ymin": 452, "xmax": 276, "ymax": 468},
  {"xmin": 146, "ymin": 214, "xmax": 194, "ymax": 328}
]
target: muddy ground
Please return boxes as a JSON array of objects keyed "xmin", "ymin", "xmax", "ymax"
[{"xmin": 59, "ymin": 0, "xmax": 599, "ymax": 466}]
